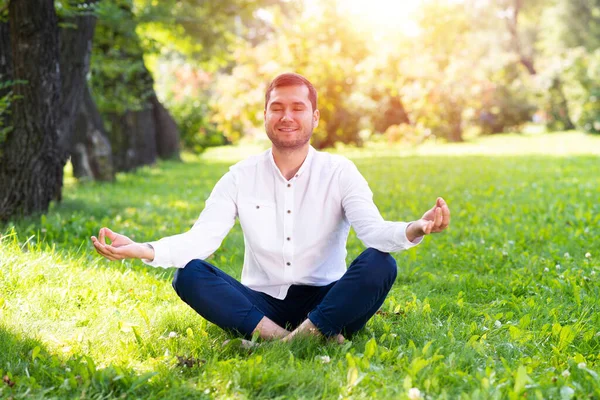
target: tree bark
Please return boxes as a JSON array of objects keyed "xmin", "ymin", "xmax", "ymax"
[
  {"xmin": 0, "ymin": 21, "xmax": 11, "ymax": 90},
  {"xmin": 0, "ymin": 0, "xmax": 61, "ymax": 222},
  {"xmin": 106, "ymin": 107, "xmax": 157, "ymax": 172},
  {"xmin": 71, "ymin": 85, "xmax": 115, "ymax": 181},
  {"xmin": 54, "ymin": 4, "xmax": 99, "ymax": 195},
  {"xmin": 0, "ymin": 21, "xmax": 12, "ymax": 134},
  {"xmin": 150, "ymin": 94, "xmax": 180, "ymax": 160}
]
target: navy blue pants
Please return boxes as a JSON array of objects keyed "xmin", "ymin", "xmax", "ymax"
[{"xmin": 172, "ymin": 248, "xmax": 397, "ymax": 338}]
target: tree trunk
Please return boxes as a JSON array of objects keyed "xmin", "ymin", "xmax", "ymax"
[
  {"xmin": 0, "ymin": 21, "xmax": 11, "ymax": 91},
  {"xmin": 54, "ymin": 4, "xmax": 99, "ymax": 195},
  {"xmin": 0, "ymin": 22, "xmax": 12, "ymax": 135},
  {"xmin": 106, "ymin": 108, "xmax": 157, "ymax": 172},
  {"xmin": 0, "ymin": 0, "xmax": 61, "ymax": 222},
  {"xmin": 71, "ymin": 85, "xmax": 115, "ymax": 181},
  {"xmin": 150, "ymin": 94, "xmax": 180, "ymax": 160}
]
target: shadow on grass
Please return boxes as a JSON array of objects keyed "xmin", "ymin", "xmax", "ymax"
[{"xmin": 0, "ymin": 324, "xmax": 212, "ymax": 399}]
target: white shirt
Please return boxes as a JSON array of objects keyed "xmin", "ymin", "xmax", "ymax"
[{"xmin": 143, "ymin": 146, "xmax": 421, "ymax": 299}]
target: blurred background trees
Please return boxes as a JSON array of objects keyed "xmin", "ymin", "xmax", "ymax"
[{"xmin": 0, "ymin": 0, "xmax": 599, "ymax": 221}]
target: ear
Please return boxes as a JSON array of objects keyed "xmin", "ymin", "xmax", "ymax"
[{"xmin": 313, "ymin": 109, "xmax": 320, "ymax": 127}]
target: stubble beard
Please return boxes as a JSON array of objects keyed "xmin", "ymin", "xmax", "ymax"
[{"xmin": 266, "ymin": 124, "xmax": 313, "ymax": 152}]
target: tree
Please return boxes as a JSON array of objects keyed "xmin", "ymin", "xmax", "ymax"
[
  {"xmin": 0, "ymin": 0, "xmax": 62, "ymax": 221},
  {"xmin": 56, "ymin": 0, "xmax": 103, "ymax": 196},
  {"xmin": 0, "ymin": 0, "xmax": 102, "ymax": 221}
]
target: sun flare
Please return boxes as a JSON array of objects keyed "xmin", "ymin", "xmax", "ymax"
[{"xmin": 337, "ymin": 0, "xmax": 422, "ymax": 37}]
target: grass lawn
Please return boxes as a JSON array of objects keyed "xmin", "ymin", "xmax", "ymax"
[{"xmin": 1, "ymin": 131, "xmax": 599, "ymax": 399}]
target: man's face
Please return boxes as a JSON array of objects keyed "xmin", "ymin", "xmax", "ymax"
[{"xmin": 264, "ymin": 85, "xmax": 319, "ymax": 150}]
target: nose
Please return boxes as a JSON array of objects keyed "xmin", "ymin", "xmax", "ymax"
[{"xmin": 280, "ymin": 110, "xmax": 293, "ymax": 121}]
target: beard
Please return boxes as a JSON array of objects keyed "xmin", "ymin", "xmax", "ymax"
[{"xmin": 265, "ymin": 123, "xmax": 313, "ymax": 151}]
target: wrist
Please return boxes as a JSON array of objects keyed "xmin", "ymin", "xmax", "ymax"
[
  {"xmin": 142, "ymin": 243, "xmax": 155, "ymax": 261},
  {"xmin": 406, "ymin": 221, "xmax": 420, "ymax": 243}
]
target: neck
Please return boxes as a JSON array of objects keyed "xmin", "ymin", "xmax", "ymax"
[{"xmin": 271, "ymin": 144, "xmax": 310, "ymax": 180}]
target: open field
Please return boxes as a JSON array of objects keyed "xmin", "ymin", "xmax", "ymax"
[{"xmin": 1, "ymin": 132, "xmax": 599, "ymax": 399}]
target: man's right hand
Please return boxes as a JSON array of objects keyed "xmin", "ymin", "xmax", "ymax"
[{"xmin": 91, "ymin": 227, "xmax": 155, "ymax": 261}]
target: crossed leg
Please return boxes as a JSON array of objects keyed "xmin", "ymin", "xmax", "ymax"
[{"xmin": 172, "ymin": 248, "xmax": 397, "ymax": 342}]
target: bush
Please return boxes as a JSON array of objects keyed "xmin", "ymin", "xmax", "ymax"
[
  {"xmin": 561, "ymin": 48, "xmax": 600, "ymax": 134},
  {"xmin": 168, "ymin": 100, "xmax": 227, "ymax": 153}
]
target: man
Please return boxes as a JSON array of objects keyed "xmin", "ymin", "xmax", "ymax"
[{"xmin": 91, "ymin": 73, "xmax": 450, "ymax": 344}]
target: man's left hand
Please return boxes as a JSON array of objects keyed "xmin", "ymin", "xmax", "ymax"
[{"xmin": 406, "ymin": 197, "xmax": 451, "ymax": 242}]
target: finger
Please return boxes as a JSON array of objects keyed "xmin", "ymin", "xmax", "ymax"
[
  {"xmin": 93, "ymin": 241, "xmax": 115, "ymax": 259},
  {"xmin": 99, "ymin": 227, "xmax": 106, "ymax": 245},
  {"xmin": 434, "ymin": 207, "xmax": 442, "ymax": 228},
  {"xmin": 426, "ymin": 221, "xmax": 434, "ymax": 235},
  {"xmin": 441, "ymin": 205, "xmax": 451, "ymax": 229},
  {"xmin": 104, "ymin": 244, "xmax": 127, "ymax": 260},
  {"xmin": 437, "ymin": 197, "xmax": 446, "ymax": 207},
  {"xmin": 104, "ymin": 227, "xmax": 117, "ymax": 242}
]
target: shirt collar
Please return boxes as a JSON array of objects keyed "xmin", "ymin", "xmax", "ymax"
[{"xmin": 267, "ymin": 145, "xmax": 315, "ymax": 181}]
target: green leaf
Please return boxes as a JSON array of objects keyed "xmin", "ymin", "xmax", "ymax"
[
  {"xmin": 513, "ymin": 365, "xmax": 531, "ymax": 394},
  {"xmin": 364, "ymin": 338, "xmax": 377, "ymax": 360},
  {"xmin": 31, "ymin": 346, "xmax": 41, "ymax": 361}
]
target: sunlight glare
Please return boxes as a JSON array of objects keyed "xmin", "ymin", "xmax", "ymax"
[{"xmin": 336, "ymin": 0, "xmax": 421, "ymax": 38}]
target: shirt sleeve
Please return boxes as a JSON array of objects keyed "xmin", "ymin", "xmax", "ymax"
[
  {"xmin": 338, "ymin": 159, "xmax": 422, "ymax": 253},
  {"xmin": 141, "ymin": 170, "xmax": 238, "ymax": 268}
]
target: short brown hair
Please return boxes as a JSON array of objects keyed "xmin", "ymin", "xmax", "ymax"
[{"xmin": 265, "ymin": 73, "xmax": 318, "ymax": 111}]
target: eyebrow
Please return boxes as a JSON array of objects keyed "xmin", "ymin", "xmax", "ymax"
[{"xmin": 269, "ymin": 101, "xmax": 307, "ymax": 108}]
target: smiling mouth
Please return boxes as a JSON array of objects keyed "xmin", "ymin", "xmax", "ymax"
[{"xmin": 277, "ymin": 127, "xmax": 299, "ymax": 132}]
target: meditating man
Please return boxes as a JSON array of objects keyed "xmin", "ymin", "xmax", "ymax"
[{"xmin": 91, "ymin": 73, "xmax": 451, "ymax": 343}]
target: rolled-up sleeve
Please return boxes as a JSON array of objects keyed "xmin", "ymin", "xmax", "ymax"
[
  {"xmin": 142, "ymin": 171, "xmax": 238, "ymax": 268},
  {"xmin": 339, "ymin": 160, "xmax": 422, "ymax": 253}
]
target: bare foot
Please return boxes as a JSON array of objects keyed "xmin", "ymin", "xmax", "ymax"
[{"xmin": 327, "ymin": 334, "xmax": 345, "ymax": 344}]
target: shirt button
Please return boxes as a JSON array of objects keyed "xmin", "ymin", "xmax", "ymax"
[
  {"xmin": 287, "ymin": 237, "xmax": 291, "ymax": 241},
  {"xmin": 287, "ymin": 183, "xmax": 291, "ymax": 187},
  {"xmin": 295, "ymin": 174, "xmax": 299, "ymax": 178},
  {"xmin": 287, "ymin": 210, "xmax": 291, "ymax": 214},
  {"xmin": 286, "ymin": 262, "xmax": 291, "ymax": 266},
  {"xmin": 256, "ymin": 205, "xmax": 260, "ymax": 209}
]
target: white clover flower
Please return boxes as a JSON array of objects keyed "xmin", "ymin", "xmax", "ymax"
[
  {"xmin": 556, "ymin": 264, "xmax": 561, "ymax": 270},
  {"xmin": 494, "ymin": 320, "xmax": 502, "ymax": 328},
  {"xmin": 65, "ymin": 367, "xmax": 71, "ymax": 372},
  {"xmin": 564, "ymin": 252, "xmax": 570, "ymax": 258},
  {"xmin": 562, "ymin": 369, "xmax": 570, "ymax": 378},
  {"xmin": 544, "ymin": 267, "xmax": 549, "ymax": 272},
  {"xmin": 318, "ymin": 355, "xmax": 331, "ymax": 364},
  {"xmin": 559, "ymin": 275, "xmax": 565, "ymax": 279},
  {"xmin": 591, "ymin": 271, "xmax": 596, "ymax": 276},
  {"xmin": 585, "ymin": 252, "xmax": 591, "ymax": 258},
  {"xmin": 408, "ymin": 387, "xmax": 422, "ymax": 400},
  {"xmin": 578, "ymin": 362, "xmax": 587, "ymax": 369},
  {"xmin": 168, "ymin": 331, "xmax": 178, "ymax": 338}
]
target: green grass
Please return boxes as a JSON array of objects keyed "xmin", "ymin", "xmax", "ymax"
[{"xmin": 1, "ymin": 131, "xmax": 599, "ymax": 399}]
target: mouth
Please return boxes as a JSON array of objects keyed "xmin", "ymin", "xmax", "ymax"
[{"xmin": 277, "ymin": 127, "xmax": 299, "ymax": 133}]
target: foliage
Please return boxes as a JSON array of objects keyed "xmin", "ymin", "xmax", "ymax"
[
  {"xmin": 168, "ymin": 98, "xmax": 228, "ymax": 153},
  {"xmin": 1, "ymin": 133, "xmax": 600, "ymax": 398},
  {"xmin": 476, "ymin": 64, "xmax": 537, "ymax": 135},
  {"xmin": 561, "ymin": 49, "xmax": 600, "ymax": 134},
  {"xmin": 552, "ymin": 0, "xmax": 600, "ymax": 52},
  {"xmin": 210, "ymin": 1, "xmax": 371, "ymax": 148},
  {"xmin": 0, "ymin": 80, "xmax": 25, "ymax": 148},
  {"xmin": 90, "ymin": 0, "xmax": 154, "ymax": 114}
]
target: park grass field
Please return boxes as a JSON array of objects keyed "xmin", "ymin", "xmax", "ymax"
[{"xmin": 1, "ymin": 131, "xmax": 599, "ymax": 399}]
